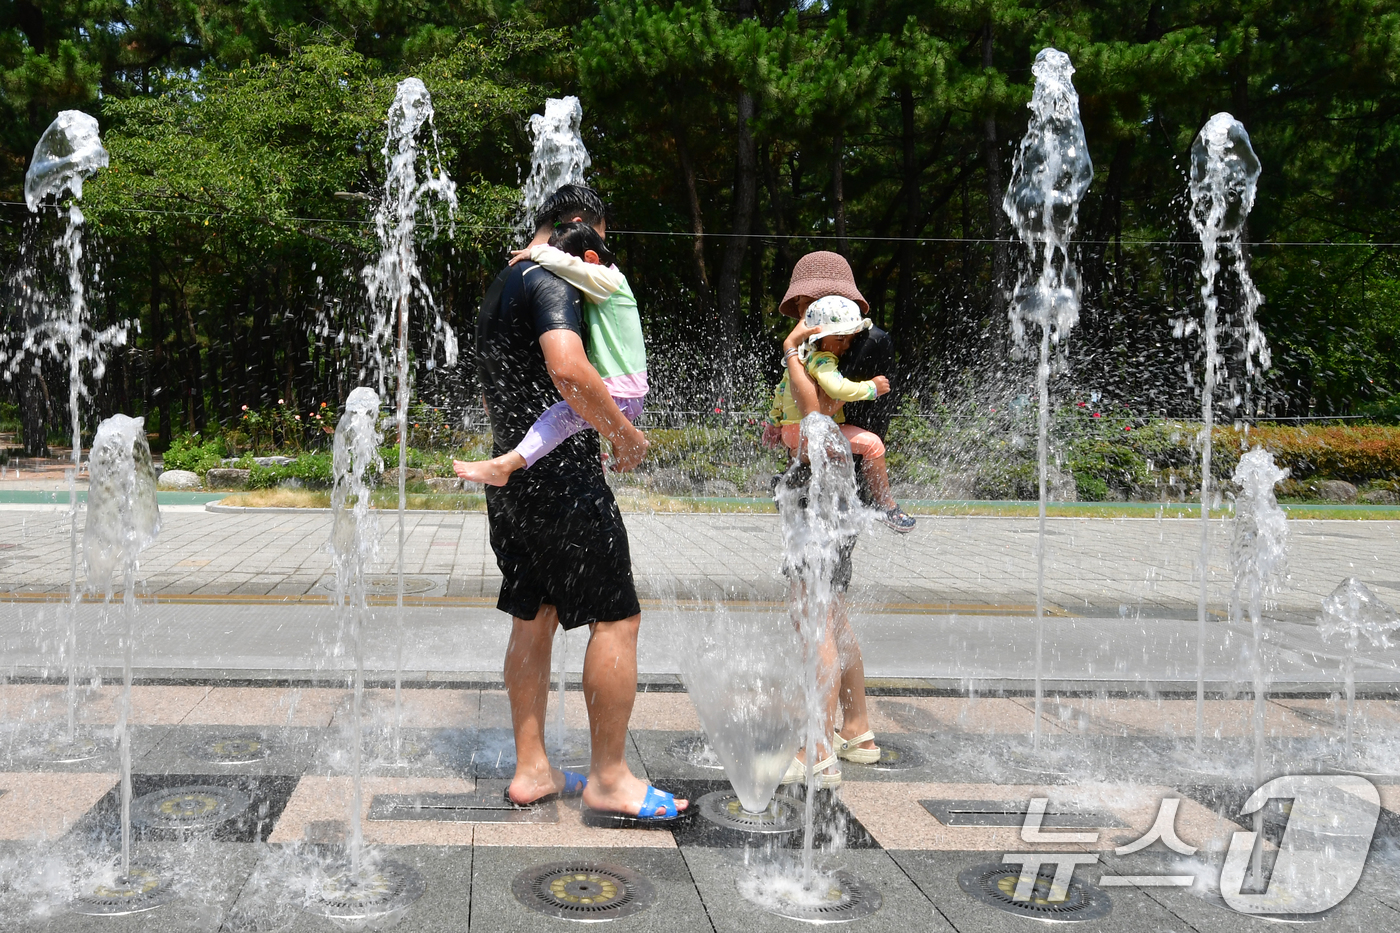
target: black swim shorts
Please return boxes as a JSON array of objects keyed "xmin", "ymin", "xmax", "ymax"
[
  {"xmin": 486, "ymin": 472, "xmax": 641, "ymax": 630},
  {"xmin": 774, "ymin": 462, "xmax": 858, "ymax": 592}
]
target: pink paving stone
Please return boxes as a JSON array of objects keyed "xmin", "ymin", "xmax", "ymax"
[
  {"xmin": 627, "ymin": 693, "xmax": 702, "ymax": 731},
  {"xmin": 327, "ymin": 688, "xmax": 477, "ymax": 730},
  {"xmin": 1273, "ymin": 698, "xmax": 1400, "ymax": 732},
  {"xmin": 268, "ymin": 775, "xmax": 478, "ymax": 846},
  {"xmin": 79, "ymin": 685, "xmax": 210, "ymax": 725},
  {"xmin": 877, "ymin": 696, "xmax": 1073, "ymax": 736},
  {"xmin": 839, "ymin": 781, "xmax": 1243, "ymax": 853},
  {"xmin": 1055, "ymin": 698, "xmax": 1315, "ymax": 739},
  {"xmin": 480, "ymin": 689, "xmax": 593, "ymax": 731},
  {"xmin": 0, "ymin": 772, "xmax": 117, "ymax": 841},
  {"xmin": 185, "ymin": 687, "xmax": 342, "ymax": 727},
  {"xmin": 473, "ymin": 800, "xmax": 676, "ymax": 849}
]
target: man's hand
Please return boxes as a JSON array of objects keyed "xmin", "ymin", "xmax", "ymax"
[
  {"xmin": 507, "ymin": 247, "xmax": 532, "ymax": 266},
  {"xmin": 873, "ymin": 375, "xmax": 891, "ymax": 397},
  {"xmin": 608, "ymin": 422, "xmax": 649, "ymax": 472}
]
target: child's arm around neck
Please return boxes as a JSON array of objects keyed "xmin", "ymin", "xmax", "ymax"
[{"xmin": 529, "ymin": 244, "xmax": 625, "ymax": 304}]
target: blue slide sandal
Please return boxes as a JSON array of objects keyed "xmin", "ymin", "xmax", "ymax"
[
  {"xmin": 504, "ymin": 769, "xmax": 588, "ymax": 808},
  {"xmin": 582, "ymin": 785, "xmax": 692, "ymax": 829}
]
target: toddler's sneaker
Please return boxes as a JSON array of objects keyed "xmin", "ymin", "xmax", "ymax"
[{"xmin": 881, "ymin": 506, "xmax": 916, "ymax": 533}]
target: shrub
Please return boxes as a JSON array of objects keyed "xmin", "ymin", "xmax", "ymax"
[{"xmin": 163, "ymin": 434, "xmax": 226, "ymax": 476}]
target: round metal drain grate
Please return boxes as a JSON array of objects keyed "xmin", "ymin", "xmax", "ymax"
[
  {"xmin": 187, "ymin": 733, "xmax": 271, "ymax": 764},
  {"xmin": 958, "ymin": 863, "xmax": 1111, "ymax": 922},
  {"xmin": 300, "ymin": 859, "xmax": 426, "ymax": 924},
  {"xmin": 667, "ymin": 735, "xmax": 724, "ymax": 770},
  {"xmin": 737, "ymin": 868, "xmax": 881, "ymax": 924},
  {"xmin": 513, "ymin": 861, "xmax": 655, "ymax": 922},
  {"xmin": 131, "ymin": 785, "xmax": 251, "ymax": 830},
  {"xmin": 70, "ymin": 865, "xmax": 174, "ymax": 916},
  {"xmin": 864, "ymin": 738, "xmax": 922, "ymax": 772},
  {"xmin": 32, "ymin": 734, "xmax": 103, "ymax": 764},
  {"xmin": 698, "ymin": 791, "xmax": 803, "ymax": 834}
]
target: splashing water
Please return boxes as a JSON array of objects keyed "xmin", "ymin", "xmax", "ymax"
[
  {"xmin": 12, "ymin": 111, "xmax": 126, "ymax": 747},
  {"xmin": 517, "ymin": 97, "xmax": 590, "ymax": 242},
  {"xmin": 362, "ymin": 78, "xmax": 458, "ymax": 759},
  {"xmin": 327, "ymin": 388, "xmax": 382, "ymax": 878},
  {"xmin": 773, "ymin": 414, "xmax": 871, "ymax": 881},
  {"xmin": 1187, "ymin": 113, "xmax": 1267, "ymax": 753},
  {"xmin": 1003, "ymin": 48, "xmax": 1093, "ymax": 750},
  {"xmin": 83, "ymin": 414, "xmax": 160, "ymax": 879},
  {"xmin": 676, "ymin": 605, "xmax": 805, "ymax": 813},
  {"xmin": 1229, "ymin": 447, "xmax": 1288, "ymax": 886},
  {"xmin": 1319, "ymin": 578, "xmax": 1399, "ymax": 761}
]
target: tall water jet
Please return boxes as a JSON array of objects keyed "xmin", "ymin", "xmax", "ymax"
[
  {"xmin": 773, "ymin": 414, "xmax": 868, "ymax": 879},
  {"xmin": 19, "ymin": 111, "xmax": 125, "ymax": 749},
  {"xmin": 1003, "ymin": 49, "xmax": 1093, "ymax": 750},
  {"xmin": 1228, "ymin": 447, "xmax": 1288, "ymax": 886},
  {"xmin": 517, "ymin": 96, "xmax": 590, "ymax": 242},
  {"xmin": 363, "ymin": 78, "xmax": 458, "ymax": 758},
  {"xmin": 1186, "ymin": 113, "xmax": 1267, "ymax": 752},
  {"xmin": 327, "ymin": 388, "xmax": 381, "ymax": 877},
  {"xmin": 519, "ymin": 95, "xmax": 591, "ymax": 752},
  {"xmin": 1319, "ymin": 578, "xmax": 1399, "ymax": 762},
  {"xmin": 83, "ymin": 414, "xmax": 160, "ymax": 881}
]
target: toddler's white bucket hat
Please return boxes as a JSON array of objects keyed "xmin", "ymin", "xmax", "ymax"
[{"xmin": 802, "ymin": 296, "xmax": 871, "ymax": 356}]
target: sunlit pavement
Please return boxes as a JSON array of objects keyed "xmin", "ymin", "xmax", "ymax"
[{"xmin": 2, "ymin": 505, "xmax": 1399, "ymax": 929}]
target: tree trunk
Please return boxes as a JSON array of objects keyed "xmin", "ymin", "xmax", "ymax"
[
  {"xmin": 833, "ymin": 130, "xmax": 848, "ymax": 257},
  {"xmin": 894, "ymin": 87, "xmax": 920, "ymax": 340},
  {"xmin": 718, "ymin": 88, "xmax": 757, "ymax": 349},
  {"xmin": 15, "ymin": 365, "xmax": 49, "ymax": 456},
  {"xmin": 760, "ymin": 145, "xmax": 793, "ymax": 291},
  {"xmin": 672, "ymin": 118, "xmax": 710, "ymax": 298}
]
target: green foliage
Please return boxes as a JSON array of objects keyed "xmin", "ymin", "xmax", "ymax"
[
  {"xmin": 162, "ymin": 433, "xmax": 227, "ymax": 476},
  {"xmin": 243, "ymin": 451, "xmax": 333, "ymax": 489}
]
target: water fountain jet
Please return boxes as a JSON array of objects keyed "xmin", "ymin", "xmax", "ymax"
[
  {"xmin": 363, "ymin": 78, "xmax": 458, "ymax": 761},
  {"xmin": 1186, "ymin": 113, "xmax": 1267, "ymax": 753},
  {"xmin": 1002, "ymin": 49, "xmax": 1093, "ymax": 751},
  {"xmin": 1319, "ymin": 578, "xmax": 1399, "ymax": 763},
  {"xmin": 80, "ymin": 414, "xmax": 160, "ymax": 894},
  {"xmin": 1228, "ymin": 447, "xmax": 1288, "ymax": 886},
  {"xmin": 15, "ymin": 111, "xmax": 126, "ymax": 752},
  {"xmin": 517, "ymin": 97, "xmax": 590, "ymax": 243}
]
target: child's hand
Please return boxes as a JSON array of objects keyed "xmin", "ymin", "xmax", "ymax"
[
  {"xmin": 506, "ymin": 247, "xmax": 532, "ymax": 266},
  {"xmin": 873, "ymin": 375, "xmax": 891, "ymax": 397}
]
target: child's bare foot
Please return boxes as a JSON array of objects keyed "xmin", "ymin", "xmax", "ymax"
[{"xmin": 453, "ymin": 452, "xmax": 525, "ymax": 487}]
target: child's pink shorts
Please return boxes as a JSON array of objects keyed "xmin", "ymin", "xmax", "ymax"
[{"xmin": 781, "ymin": 422, "xmax": 886, "ymax": 459}]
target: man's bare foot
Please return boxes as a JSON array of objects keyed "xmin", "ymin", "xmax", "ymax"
[
  {"xmin": 507, "ymin": 766, "xmax": 567, "ymax": 807},
  {"xmin": 581, "ymin": 771, "xmax": 688, "ymax": 816},
  {"xmin": 454, "ymin": 451, "xmax": 525, "ymax": 486}
]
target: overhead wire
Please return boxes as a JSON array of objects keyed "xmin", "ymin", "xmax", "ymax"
[{"xmin": 0, "ymin": 199, "xmax": 1392, "ymax": 248}]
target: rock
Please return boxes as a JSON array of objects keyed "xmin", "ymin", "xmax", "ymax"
[
  {"xmin": 1314, "ymin": 479, "xmax": 1358, "ymax": 503},
  {"xmin": 221, "ymin": 456, "xmax": 293, "ymax": 467},
  {"xmin": 205, "ymin": 468, "xmax": 251, "ymax": 489},
  {"xmin": 1046, "ymin": 468, "xmax": 1077, "ymax": 502},
  {"xmin": 155, "ymin": 469, "xmax": 201, "ymax": 490},
  {"xmin": 1360, "ymin": 488, "xmax": 1399, "ymax": 505},
  {"xmin": 425, "ymin": 477, "xmax": 465, "ymax": 493},
  {"xmin": 381, "ymin": 468, "xmax": 426, "ymax": 487},
  {"xmin": 700, "ymin": 479, "xmax": 740, "ymax": 498}
]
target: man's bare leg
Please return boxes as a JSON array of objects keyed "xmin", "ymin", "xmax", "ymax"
[
  {"xmin": 505, "ymin": 604, "xmax": 569, "ymax": 805},
  {"xmin": 577, "ymin": 614, "xmax": 688, "ymax": 814}
]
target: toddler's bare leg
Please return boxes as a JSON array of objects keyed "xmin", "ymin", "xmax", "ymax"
[
  {"xmin": 860, "ymin": 454, "xmax": 898, "ymax": 510},
  {"xmin": 454, "ymin": 451, "xmax": 526, "ymax": 487}
]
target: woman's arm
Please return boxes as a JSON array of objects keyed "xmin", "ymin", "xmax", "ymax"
[{"xmin": 781, "ymin": 324, "xmax": 842, "ymax": 418}]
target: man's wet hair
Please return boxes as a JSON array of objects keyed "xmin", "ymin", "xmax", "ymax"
[
  {"xmin": 550, "ymin": 221, "xmax": 617, "ymax": 266},
  {"xmin": 534, "ymin": 184, "xmax": 607, "ymax": 232}
]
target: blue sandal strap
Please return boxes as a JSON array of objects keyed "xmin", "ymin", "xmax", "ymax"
[
  {"xmin": 561, "ymin": 770, "xmax": 588, "ymax": 796},
  {"xmin": 637, "ymin": 786, "xmax": 677, "ymax": 819}
]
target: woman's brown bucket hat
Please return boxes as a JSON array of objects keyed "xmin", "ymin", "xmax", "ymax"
[{"xmin": 779, "ymin": 251, "xmax": 869, "ymax": 319}]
